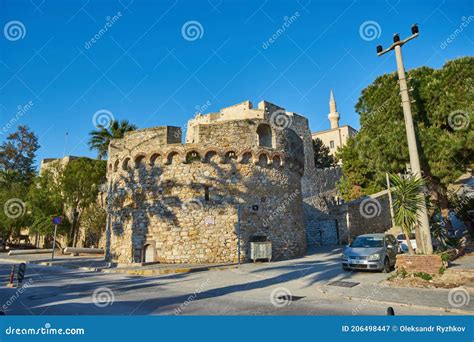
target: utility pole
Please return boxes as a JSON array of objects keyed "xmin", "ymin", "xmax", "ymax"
[{"xmin": 376, "ymin": 24, "xmax": 433, "ymax": 254}]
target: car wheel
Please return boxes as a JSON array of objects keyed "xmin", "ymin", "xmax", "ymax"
[{"xmin": 382, "ymin": 257, "xmax": 391, "ymax": 273}]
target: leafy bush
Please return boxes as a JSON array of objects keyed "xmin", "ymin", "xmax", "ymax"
[{"xmin": 413, "ymin": 272, "xmax": 433, "ymax": 281}]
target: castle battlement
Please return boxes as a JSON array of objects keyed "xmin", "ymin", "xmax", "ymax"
[{"xmin": 106, "ymin": 104, "xmax": 310, "ymax": 265}]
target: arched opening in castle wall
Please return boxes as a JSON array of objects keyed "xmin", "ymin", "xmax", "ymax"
[{"xmin": 257, "ymin": 124, "xmax": 272, "ymax": 148}]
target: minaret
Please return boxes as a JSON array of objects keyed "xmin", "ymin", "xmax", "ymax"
[{"xmin": 328, "ymin": 90, "xmax": 340, "ymax": 129}]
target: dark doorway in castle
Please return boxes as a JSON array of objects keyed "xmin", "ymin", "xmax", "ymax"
[
  {"xmin": 143, "ymin": 244, "xmax": 154, "ymax": 263},
  {"xmin": 257, "ymin": 124, "xmax": 272, "ymax": 148}
]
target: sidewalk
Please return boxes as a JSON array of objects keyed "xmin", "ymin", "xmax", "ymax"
[
  {"xmin": 316, "ymin": 281, "xmax": 474, "ymax": 314},
  {"xmin": 102, "ymin": 262, "xmax": 237, "ymax": 276},
  {"xmin": 0, "ymin": 253, "xmax": 109, "ymax": 271},
  {"xmin": 0, "ymin": 252, "xmax": 236, "ymax": 275}
]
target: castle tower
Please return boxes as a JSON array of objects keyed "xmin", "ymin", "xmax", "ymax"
[{"xmin": 328, "ymin": 90, "xmax": 340, "ymax": 129}]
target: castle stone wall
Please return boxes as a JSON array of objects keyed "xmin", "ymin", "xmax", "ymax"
[{"xmin": 107, "ymin": 116, "xmax": 307, "ymax": 265}]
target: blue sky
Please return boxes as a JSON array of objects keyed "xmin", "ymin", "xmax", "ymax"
[{"xmin": 0, "ymin": 0, "xmax": 473, "ymax": 166}]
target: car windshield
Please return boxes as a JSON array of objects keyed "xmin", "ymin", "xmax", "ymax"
[
  {"xmin": 397, "ymin": 234, "xmax": 415, "ymax": 240},
  {"xmin": 350, "ymin": 236, "xmax": 383, "ymax": 248}
]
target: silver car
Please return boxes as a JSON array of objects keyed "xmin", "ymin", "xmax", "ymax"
[{"xmin": 341, "ymin": 234, "xmax": 399, "ymax": 273}]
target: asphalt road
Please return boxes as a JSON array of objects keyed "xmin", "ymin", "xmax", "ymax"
[{"xmin": 0, "ymin": 247, "xmax": 459, "ymax": 316}]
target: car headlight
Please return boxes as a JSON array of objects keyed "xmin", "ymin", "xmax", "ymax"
[
  {"xmin": 341, "ymin": 253, "xmax": 348, "ymax": 259},
  {"xmin": 368, "ymin": 253, "xmax": 381, "ymax": 261}
]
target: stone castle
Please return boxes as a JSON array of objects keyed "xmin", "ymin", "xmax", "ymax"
[
  {"xmin": 37, "ymin": 93, "xmax": 367, "ymax": 265},
  {"xmin": 38, "ymin": 94, "xmax": 398, "ymax": 265},
  {"xmin": 106, "ymin": 100, "xmax": 316, "ymax": 265}
]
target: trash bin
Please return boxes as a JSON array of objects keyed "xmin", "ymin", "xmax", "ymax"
[{"xmin": 250, "ymin": 240, "xmax": 272, "ymax": 262}]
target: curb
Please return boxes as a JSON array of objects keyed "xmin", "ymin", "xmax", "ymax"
[
  {"xmin": 0, "ymin": 258, "xmax": 29, "ymax": 264},
  {"xmin": 341, "ymin": 294, "xmax": 474, "ymax": 315},
  {"xmin": 35, "ymin": 261, "xmax": 101, "ymax": 272},
  {"xmin": 316, "ymin": 285, "xmax": 474, "ymax": 315},
  {"xmin": 102, "ymin": 264, "xmax": 238, "ymax": 276},
  {"xmin": 0, "ymin": 257, "xmax": 105, "ymax": 272},
  {"xmin": 1, "ymin": 257, "xmax": 237, "ymax": 276}
]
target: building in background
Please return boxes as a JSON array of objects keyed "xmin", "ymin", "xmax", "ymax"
[{"xmin": 312, "ymin": 90, "xmax": 357, "ymax": 157}]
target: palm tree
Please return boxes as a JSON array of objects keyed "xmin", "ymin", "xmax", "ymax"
[
  {"xmin": 88, "ymin": 120, "xmax": 137, "ymax": 159},
  {"xmin": 389, "ymin": 173, "xmax": 427, "ymax": 254}
]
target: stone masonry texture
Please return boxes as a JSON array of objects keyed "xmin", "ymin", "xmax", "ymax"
[{"xmin": 106, "ymin": 101, "xmax": 310, "ymax": 265}]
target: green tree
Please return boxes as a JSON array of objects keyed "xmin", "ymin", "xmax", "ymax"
[
  {"xmin": 337, "ymin": 57, "xmax": 474, "ymax": 226},
  {"xmin": 390, "ymin": 174, "xmax": 427, "ymax": 254},
  {"xmin": 0, "ymin": 126, "xmax": 39, "ymax": 239},
  {"xmin": 312, "ymin": 138, "xmax": 336, "ymax": 168},
  {"xmin": 27, "ymin": 167, "xmax": 70, "ymax": 245},
  {"xmin": 61, "ymin": 158, "xmax": 107, "ymax": 246},
  {"xmin": 0, "ymin": 125, "xmax": 39, "ymax": 185},
  {"xmin": 88, "ymin": 120, "xmax": 137, "ymax": 159},
  {"xmin": 80, "ymin": 204, "xmax": 106, "ymax": 247},
  {"xmin": 0, "ymin": 179, "xmax": 30, "ymax": 240}
]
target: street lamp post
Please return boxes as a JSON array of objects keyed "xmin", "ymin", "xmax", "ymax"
[{"xmin": 376, "ymin": 24, "xmax": 433, "ymax": 254}]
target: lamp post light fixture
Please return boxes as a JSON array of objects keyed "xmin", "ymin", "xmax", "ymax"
[{"xmin": 376, "ymin": 24, "xmax": 433, "ymax": 254}]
